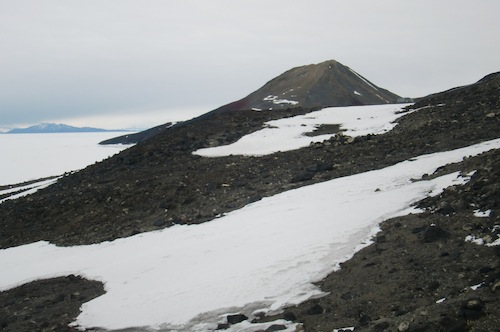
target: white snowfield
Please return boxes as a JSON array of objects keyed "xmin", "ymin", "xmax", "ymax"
[
  {"xmin": 193, "ymin": 104, "xmax": 411, "ymax": 157},
  {"xmin": 2, "ymin": 137, "xmax": 500, "ymax": 331},
  {"xmin": 0, "ymin": 132, "xmax": 132, "ymax": 186}
]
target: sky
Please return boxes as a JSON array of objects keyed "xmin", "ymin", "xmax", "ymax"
[{"xmin": 0, "ymin": 0, "xmax": 499, "ymax": 131}]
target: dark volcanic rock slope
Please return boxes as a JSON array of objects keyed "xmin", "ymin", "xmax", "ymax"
[
  {"xmin": 230, "ymin": 59, "xmax": 400, "ymax": 110},
  {"xmin": 102, "ymin": 59, "xmax": 400, "ymax": 145},
  {"xmin": 0, "ymin": 74, "xmax": 498, "ymax": 249},
  {"xmin": 0, "ymin": 72, "xmax": 499, "ymax": 331}
]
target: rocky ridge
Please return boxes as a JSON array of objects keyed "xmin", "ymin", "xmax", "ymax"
[
  {"xmin": 0, "ymin": 70, "xmax": 499, "ymax": 331},
  {"xmin": 229, "ymin": 59, "xmax": 400, "ymax": 110},
  {"xmin": 102, "ymin": 60, "xmax": 400, "ymax": 145}
]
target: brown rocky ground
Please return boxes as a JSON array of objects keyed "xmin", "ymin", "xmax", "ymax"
[{"xmin": 0, "ymin": 72, "xmax": 499, "ymax": 331}]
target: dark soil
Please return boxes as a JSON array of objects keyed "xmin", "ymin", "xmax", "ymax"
[
  {"xmin": 0, "ymin": 72, "xmax": 499, "ymax": 331},
  {"xmin": 0, "ymin": 275, "xmax": 104, "ymax": 332}
]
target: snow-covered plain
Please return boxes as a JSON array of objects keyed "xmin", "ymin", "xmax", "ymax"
[
  {"xmin": 0, "ymin": 132, "xmax": 132, "ymax": 186},
  {"xmin": 194, "ymin": 104, "xmax": 410, "ymax": 157},
  {"xmin": 2, "ymin": 137, "xmax": 500, "ymax": 331}
]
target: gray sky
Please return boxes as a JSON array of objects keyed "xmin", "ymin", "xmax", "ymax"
[{"xmin": 1, "ymin": 0, "xmax": 499, "ymax": 131}]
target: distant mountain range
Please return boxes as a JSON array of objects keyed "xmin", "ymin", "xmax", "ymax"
[{"xmin": 4, "ymin": 123, "xmax": 126, "ymax": 134}]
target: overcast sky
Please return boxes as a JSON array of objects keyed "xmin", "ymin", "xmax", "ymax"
[{"xmin": 1, "ymin": 0, "xmax": 499, "ymax": 131}]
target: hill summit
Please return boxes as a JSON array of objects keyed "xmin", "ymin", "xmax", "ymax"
[
  {"xmin": 218, "ymin": 59, "xmax": 400, "ymax": 112},
  {"xmin": 102, "ymin": 59, "xmax": 401, "ymax": 144}
]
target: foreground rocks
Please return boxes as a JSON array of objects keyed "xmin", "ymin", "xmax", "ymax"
[
  {"xmin": 2, "ymin": 150, "xmax": 498, "ymax": 332},
  {"xmin": 0, "ymin": 276, "xmax": 104, "ymax": 332}
]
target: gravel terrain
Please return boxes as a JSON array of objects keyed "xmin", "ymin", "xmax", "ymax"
[{"xmin": 0, "ymin": 72, "xmax": 499, "ymax": 331}]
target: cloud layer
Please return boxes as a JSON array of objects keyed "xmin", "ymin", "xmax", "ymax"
[{"xmin": 1, "ymin": 1, "xmax": 499, "ymax": 129}]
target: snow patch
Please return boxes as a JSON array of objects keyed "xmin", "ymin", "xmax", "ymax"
[
  {"xmin": 470, "ymin": 282, "xmax": 484, "ymax": 290},
  {"xmin": 348, "ymin": 68, "xmax": 379, "ymax": 91},
  {"xmin": 465, "ymin": 235, "xmax": 485, "ymax": 245},
  {"xmin": 194, "ymin": 104, "xmax": 411, "ymax": 157},
  {"xmin": 0, "ymin": 178, "xmax": 60, "ymax": 203},
  {"xmin": 412, "ymin": 104, "xmax": 446, "ymax": 112},
  {"xmin": 263, "ymin": 95, "xmax": 299, "ymax": 105},
  {"xmin": 465, "ymin": 232, "xmax": 500, "ymax": 247},
  {"xmin": 375, "ymin": 93, "xmax": 389, "ymax": 102},
  {"xmin": 224, "ymin": 319, "xmax": 297, "ymax": 332},
  {"xmin": 473, "ymin": 209, "xmax": 491, "ymax": 217}
]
